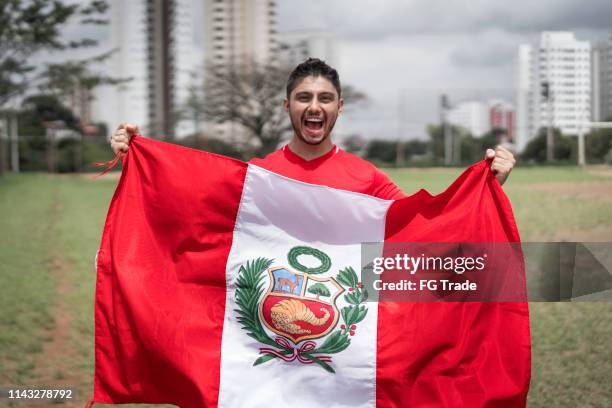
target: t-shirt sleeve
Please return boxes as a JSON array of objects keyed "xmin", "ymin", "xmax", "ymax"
[{"xmin": 371, "ymin": 168, "xmax": 406, "ymax": 200}]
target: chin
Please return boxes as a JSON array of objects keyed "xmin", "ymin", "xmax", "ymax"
[
  {"xmin": 297, "ymin": 126, "xmax": 330, "ymax": 145},
  {"xmin": 300, "ymin": 134, "xmax": 328, "ymax": 145}
]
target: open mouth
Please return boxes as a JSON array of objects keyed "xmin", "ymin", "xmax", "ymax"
[{"xmin": 303, "ymin": 118, "xmax": 324, "ymax": 134}]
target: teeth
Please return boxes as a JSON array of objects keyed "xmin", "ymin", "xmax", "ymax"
[{"xmin": 305, "ymin": 119, "xmax": 323, "ymax": 122}]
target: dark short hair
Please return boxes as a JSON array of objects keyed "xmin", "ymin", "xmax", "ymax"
[{"xmin": 286, "ymin": 58, "xmax": 341, "ymax": 98}]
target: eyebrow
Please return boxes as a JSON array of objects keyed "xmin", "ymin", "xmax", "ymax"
[{"xmin": 294, "ymin": 91, "xmax": 336, "ymax": 98}]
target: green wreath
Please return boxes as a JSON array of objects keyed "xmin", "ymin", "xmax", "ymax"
[
  {"xmin": 287, "ymin": 246, "xmax": 331, "ymax": 275},
  {"xmin": 235, "ymin": 257, "xmax": 369, "ymax": 374}
]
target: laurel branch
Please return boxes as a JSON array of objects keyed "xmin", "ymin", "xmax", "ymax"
[
  {"xmin": 309, "ymin": 267, "xmax": 369, "ymax": 358},
  {"xmin": 235, "ymin": 259, "xmax": 368, "ymax": 374},
  {"xmin": 287, "ymin": 246, "xmax": 331, "ymax": 275}
]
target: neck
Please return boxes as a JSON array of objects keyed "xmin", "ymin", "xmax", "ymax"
[{"xmin": 288, "ymin": 135, "xmax": 334, "ymax": 161}]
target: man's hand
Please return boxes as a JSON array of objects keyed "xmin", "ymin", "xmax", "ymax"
[
  {"xmin": 110, "ymin": 123, "xmax": 139, "ymax": 154},
  {"xmin": 485, "ymin": 146, "xmax": 516, "ymax": 186}
]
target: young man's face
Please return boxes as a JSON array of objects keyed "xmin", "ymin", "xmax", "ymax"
[{"xmin": 284, "ymin": 75, "xmax": 344, "ymax": 145}]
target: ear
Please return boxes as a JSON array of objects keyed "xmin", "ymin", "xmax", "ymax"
[
  {"xmin": 283, "ymin": 98, "xmax": 289, "ymax": 112},
  {"xmin": 338, "ymin": 98, "xmax": 344, "ymax": 114}
]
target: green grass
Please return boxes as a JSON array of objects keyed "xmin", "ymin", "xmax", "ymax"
[
  {"xmin": 0, "ymin": 173, "xmax": 115, "ymax": 402},
  {"xmin": 0, "ymin": 166, "xmax": 611, "ymax": 407},
  {"xmin": 387, "ymin": 165, "xmax": 612, "ymax": 407},
  {"xmin": 386, "ymin": 166, "xmax": 612, "ymax": 241},
  {"xmin": 0, "ymin": 175, "xmax": 57, "ymax": 384},
  {"xmin": 52, "ymin": 175, "xmax": 116, "ymax": 391},
  {"xmin": 384, "ymin": 165, "xmax": 608, "ymax": 196}
]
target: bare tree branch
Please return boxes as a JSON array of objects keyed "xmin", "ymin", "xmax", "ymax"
[{"xmin": 195, "ymin": 60, "xmax": 368, "ymax": 157}]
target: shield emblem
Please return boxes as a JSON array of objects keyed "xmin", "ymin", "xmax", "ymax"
[{"xmin": 259, "ymin": 266, "xmax": 344, "ymax": 343}]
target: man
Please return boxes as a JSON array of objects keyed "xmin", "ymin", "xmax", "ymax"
[
  {"xmin": 104, "ymin": 59, "xmax": 528, "ymax": 407},
  {"xmin": 110, "ymin": 58, "xmax": 516, "ymax": 196}
]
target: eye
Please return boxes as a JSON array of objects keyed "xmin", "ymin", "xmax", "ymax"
[{"xmin": 319, "ymin": 94, "xmax": 334, "ymax": 103}]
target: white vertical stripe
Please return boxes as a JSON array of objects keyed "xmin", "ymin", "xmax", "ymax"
[{"xmin": 218, "ymin": 165, "xmax": 392, "ymax": 408}]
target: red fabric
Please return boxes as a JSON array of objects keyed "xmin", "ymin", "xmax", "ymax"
[
  {"xmin": 94, "ymin": 136, "xmax": 247, "ymax": 407},
  {"xmin": 251, "ymin": 145, "xmax": 405, "ymax": 200},
  {"xmin": 94, "ymin": 138, "xmax": 530, "ymax": 407},
  {"xmin": 377, "ymin": 163, "xmax": 531, "ymax": 407}
]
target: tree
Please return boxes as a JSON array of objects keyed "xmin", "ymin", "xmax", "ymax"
[
  {"xmin": 307, "ymin": 283, "xmax": 330, "ymax": 300},
  {"xmin": 200, "ymin": 60, "xmax": 369, "ymax": 158},
  {"xmin": 16, "ymin": 94, "xmax": 81, "ymax": 171},
  {"xmin": 202, "ymin": 62, "xmax": 293, "ymax": 157},
  {"xmin": 427, "ymin": 124, "xmax": 445, "ymax": 163},
  {"xmin": 36, "ymin": 50, "xmax": 131, "ymax": 146},
  {"xmin": 404, "ymin": 140, "xmax": 429, "ymax": 158},
  {"xmin": 182, "ymin": 69, "xmax": 206, "ymax": 139},
  {"xmin": 341, "ymin": 134, "xmax": 367, "ymax": 154},
  {"xmin": 521, "ymin": 127, "xmax": 576, "ymax": 163},
  {"xmin": 365, "ymin": 139, "xmax": 397, "ymax": 164},
  {"xmin": 0, "ymin": 0, "xmax": 110, "ymax": 107},
  {"xmin": 427, "ymin": 124, "xmax": 471, "ymax": 164},
  {"xmin": 19, "ymin": 94, "xmax": 80, "ymax": 136},
  {"xmin": 340, "ymin": 85, "xmax": 368, "ymax": 109},
  {"xmin": 174, "ymin": 134, "xmax": 244, "ymax": 160},
  {"xmin": 40, "ymin": 51, "xmax": 129, "ymax": 113},
  {"xmin": 586, "ymin": 124, "xmax": 612, "ymax": 162}
]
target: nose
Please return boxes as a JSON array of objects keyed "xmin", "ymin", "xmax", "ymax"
[{"xmin": 308, "ymin": 99, "xmax": 322, "ymax": 114}]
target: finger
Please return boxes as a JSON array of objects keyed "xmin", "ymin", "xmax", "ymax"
[
  {"xmin": 492, "ymin": 156, "xmax": 514, "ymax": 167},
  {"xmin": 126, "ymin": 124, "xmax": 139, "ymax": 135},
  {"xmin": 485, "ymin": 148, "xmax": 495, "ymax": 160},
  {"xmin": 494, "ymin": 153, "xmax": 517, "ymax": 168},
  {"xmin": 112, "ymin": 130, "xmax": 127, "ymax": 143},
  {"xmin": 491, "ymin": 161, "xmax": 512, "ymax": 175},
  {"xmin": 495, "ymin": 145, "xmax": 514, "ymax": 160},
  {"xmin": 112, "ymin": 142, "xmax": 129, "ymax": 154},
  {"xmin": 495, "ymin": 145, "xmax": 509, "ymax": 153},
  {"xmin": 113, "ymin": 134, "xmax": 128, "ymax": 144}
]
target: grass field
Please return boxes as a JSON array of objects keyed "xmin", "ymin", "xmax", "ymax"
[{"xmin": 0, "ymin": 166, "xmax": 611, "ymax": 407}]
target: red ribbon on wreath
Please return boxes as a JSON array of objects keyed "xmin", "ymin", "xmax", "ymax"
[{"xmin": 259, "ymin": 336, "xmax": 332, "ymax": 364}]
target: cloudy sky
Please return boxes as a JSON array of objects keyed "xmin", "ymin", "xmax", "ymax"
[
  {"xmin": 60, "ymin": 0, "xmax": 612, "ymax": 139},
  {"xmin": 272, "ymin": 0, "xmax": 612, "ymax": 139}
]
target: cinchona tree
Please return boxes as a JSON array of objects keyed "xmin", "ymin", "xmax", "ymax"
[{"xmin": 307, "ymin": 283, "xmax": 331, "ymax": 300}]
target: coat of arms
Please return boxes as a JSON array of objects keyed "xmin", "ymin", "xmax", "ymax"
[{"xmin": 235, "ymin": 246, "xmax": 369, "ymax": 373}]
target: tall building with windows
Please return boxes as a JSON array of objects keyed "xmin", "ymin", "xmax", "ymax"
[
  {"xmin": 203, "ymin": 0, "xmax": 278, "ymax": 69},
  {"xmin": 445, "ymin": 99, "xmax": 514, "ymax": 139},
  {"xmin": 592, "ymin": 32, "xmax": 612, "ymax": 121},
  {"xmin": 278, "ymin": 31, "xmax": 337, "ymax": 68},
  {"xmin": 515, "ymin": 44, "xmax": 533, "ymax": 151},
  {"xmin": 447, "ymin": 101, "xmax": 490, "ymax": 137},
  {"xmin": 202, "ymin": 0, "xmax": 278, "ymax": 141},
  {"xmin": 515, "ymin": 32, "xmax": 591, "ymax": 151},
  {"xmin": 489, "ymin": 100, "xmax": 515, "ymax": 140},
  {"xmin": 95, "ymin": 0, "xmax": 194, "ymax": 138}
]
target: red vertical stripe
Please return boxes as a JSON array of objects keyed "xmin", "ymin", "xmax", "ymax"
[
  {"xmin": 377, "ymin": 161, "xmax": 531, "ymax": 407},
  {"xmin": 94, "ymin": 137, "xmax": 247, "ymax": 407}
]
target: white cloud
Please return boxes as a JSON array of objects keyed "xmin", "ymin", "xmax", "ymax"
[{"xmin": 277, "ymin": 0, "xmax": 611, "ymax": 139}]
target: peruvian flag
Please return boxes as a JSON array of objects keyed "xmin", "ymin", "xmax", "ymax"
[{"xmin": 93, "ymin": 136, "xmax": 530, "ymax": 407}]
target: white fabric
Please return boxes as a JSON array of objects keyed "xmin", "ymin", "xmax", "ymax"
[{"xmin": 218, "ymin": 164, "xmax": 392, "ymax": 408}]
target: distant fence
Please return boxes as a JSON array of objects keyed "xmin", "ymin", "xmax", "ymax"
[{"xmin": 0, "ymin": 135, "xmax": 116, "ymax": 174}]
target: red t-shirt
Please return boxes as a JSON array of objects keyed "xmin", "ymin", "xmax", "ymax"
[{"xmin": 250, "ymin": 145, "xmax": 405, "ymax": 200}]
